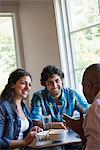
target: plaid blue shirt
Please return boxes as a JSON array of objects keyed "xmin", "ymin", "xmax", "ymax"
[{"xmin": 31, "ymin": 88, "xmax": 90, "ymax": 122}]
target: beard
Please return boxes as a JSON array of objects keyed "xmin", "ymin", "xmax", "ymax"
[{"xmin": 50, "ymin": 88, "xmax": 61, "ymax": 97}]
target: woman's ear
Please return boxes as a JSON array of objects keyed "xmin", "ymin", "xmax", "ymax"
[{"xmin": 11, "ymin": 84, "xmax": 15, "ymax": 89}]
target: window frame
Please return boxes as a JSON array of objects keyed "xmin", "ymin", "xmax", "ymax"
[
  {"xmin": 54, "ymin": 0, "xmax": 100, "ymax": 90},
  {"xmin": 54, "ymin": 0, "xmax": 76, "ymax": 88},
  {"xmin": 0, "ymin": 1, "xmax": 25, "ymax": 68}
]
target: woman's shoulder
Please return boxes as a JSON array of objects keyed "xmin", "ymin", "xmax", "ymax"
[
  {"xmin": 0, "ymin": 100, "xmax": 13, "ymax": 112},
  {"xmin": 0, "ymin": 99, "xmax": 10, "ymax": 105}
]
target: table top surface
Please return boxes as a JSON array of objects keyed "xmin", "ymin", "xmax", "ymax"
[{"xmin": 29, "ymin": 130, "xmax": 81, "ymax": 149}]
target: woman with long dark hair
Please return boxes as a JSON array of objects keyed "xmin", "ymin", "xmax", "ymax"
[{"xmin": 0, "ymin": 69, "xmax": 42, "ymax": 150}]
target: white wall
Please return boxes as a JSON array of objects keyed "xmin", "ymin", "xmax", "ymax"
[
  {"xmin": 0, "ymin": 0, "xmax": 61, "ymax": 104},
  {"xmin": 19, "ymin": 0, "xmax": 61, "ymax": 95}
]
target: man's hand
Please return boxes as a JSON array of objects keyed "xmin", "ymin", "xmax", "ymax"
[
  {"xmin": 49, "ymin": 122, "xmax": 68, "ymax": 129},
  {"xmin": 63, "ymin": 111, "xmax": 87, "ymax": 145},
  {"xmin": 62, "ymin": 111, "xmax": 84, "ymax": 136}
]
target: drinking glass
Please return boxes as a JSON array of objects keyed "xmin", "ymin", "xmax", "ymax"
[{"xmin": 43, "ymin": 114, "xmax": 52, "ymax": 130}]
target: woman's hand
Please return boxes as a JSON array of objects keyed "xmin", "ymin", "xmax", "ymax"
[
  {"xmin": 24, "ymin": 126, "xmax": 43, "ymax": 146},
  {"xmin": 23, "ymin": 130, "xmax": 37, "ymax": 145},
  {"xmin": 9, "ymin": 126, "xmax": 43, "ymax": 148},
  {"xmin": 30, "ymin": 126, "xmax": 43, "ymax": 132}
]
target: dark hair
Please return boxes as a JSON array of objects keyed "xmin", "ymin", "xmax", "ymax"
[
  {"xmin": 83, "ymin": 63, "xmax": 100, "ymax": 88},
  {"xmin": 40, "ymin": 65, "xmax": 64, "ymax": 86},
  {"xmin": 0, "ymin": 68, "xmax": 32, "ymax": 102}
]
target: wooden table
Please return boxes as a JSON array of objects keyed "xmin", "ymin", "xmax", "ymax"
[{"xmin": 29, "ymin": 130, "xmax": 81, "ymax": 149}]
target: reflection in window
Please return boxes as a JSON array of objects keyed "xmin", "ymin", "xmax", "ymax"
[{"xmin": 0, "ymin": 15, "xmax": 17, "ymax": 93}]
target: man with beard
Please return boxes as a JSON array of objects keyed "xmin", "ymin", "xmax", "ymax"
[{"xmin": 30, "ymin": 65, "xmax": 90, "ymax": 130}]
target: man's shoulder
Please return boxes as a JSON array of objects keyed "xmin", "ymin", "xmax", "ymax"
[
  {"xmin": 64, "ymin": 87, "xmax": 83, "ymax": 94},
  {"xmin": 62, "ymin": 87, "xmax": 83, "ymax": 100},
  {"xmin": 63, "ymin": 87, "xmax": 75, "ymax": 94}
]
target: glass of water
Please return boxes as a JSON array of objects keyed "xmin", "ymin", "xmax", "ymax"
[{"xmin": 43, "ymin": 114, "xmax": 52, "ymax": 130}]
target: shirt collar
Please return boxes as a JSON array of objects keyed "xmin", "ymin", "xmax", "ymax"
[{"xmin": 45, "ymin": 87, "xmax": 66, "ymax": 102}]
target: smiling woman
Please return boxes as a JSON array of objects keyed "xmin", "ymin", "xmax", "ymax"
[{"xmin": 0, "ymin": 69, "xmax": 43, "ymax": 150}]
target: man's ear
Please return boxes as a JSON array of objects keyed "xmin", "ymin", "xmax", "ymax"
[
  {"xmin": 43, "ymin": 83, "xmax": 46, "ymax": 87},
  {"xmin": 87, "ymin": 81, "xmax": 93, "ymax": 90}
]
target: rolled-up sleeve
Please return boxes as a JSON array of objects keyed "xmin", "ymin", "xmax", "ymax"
[
  {"xmin": 31, "ymin": 93, "xmax": 43, "ymax": 121},
  {"xmin": 74, "ymin": 90, "xmax": 91, "ymax": 113}
]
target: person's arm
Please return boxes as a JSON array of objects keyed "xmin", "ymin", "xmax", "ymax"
[
  {"xmin": 33, "ymin": 120, "xmax": 44, "ymax": 129},
  {"xmin": 63, "ymin": 111, "xmax": 86, "ymax": 144},
  {"xmin": 0, "ymin": 104, "xmax": 11, "ymax": 149},
  {"xmin": 33, "ymin": 120, "xmax": 67, "ymax": 130},
  {"xmin": 9, "ymin": 133, "xmax": 38, "ymax": 149},
  {"xmin": 33, "ymin": 119, "xmax": 68, "ymax": 130},
  {"xmin": 50, "ymin": 122, "xmax": 68, "ymax": 129},
  {"xmin": 74, "ymin": 90, "xmax": 91, "ymax": 113},
  {"xmin": 9, "ymin": 126, "xmax": 43, "ymax": 149},
  {"xmin": 31, "ymin": 92, "xmax": 44, "ymax": 128},
  {"xmin": 0, "ymin": 105, "xmax": 33, "ymax": 149}
]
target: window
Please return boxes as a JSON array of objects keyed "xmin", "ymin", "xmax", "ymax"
[
  {"xmin": 54, "ymin": 0, "xmax": 100, "ymax": 92},
  {"xmin": 0, "ymin": 2, "xmax": 25, "ymax": 97},
  {"xmin": 0, "ymin": 14, "xmax": 17, "ymax": 93}
]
